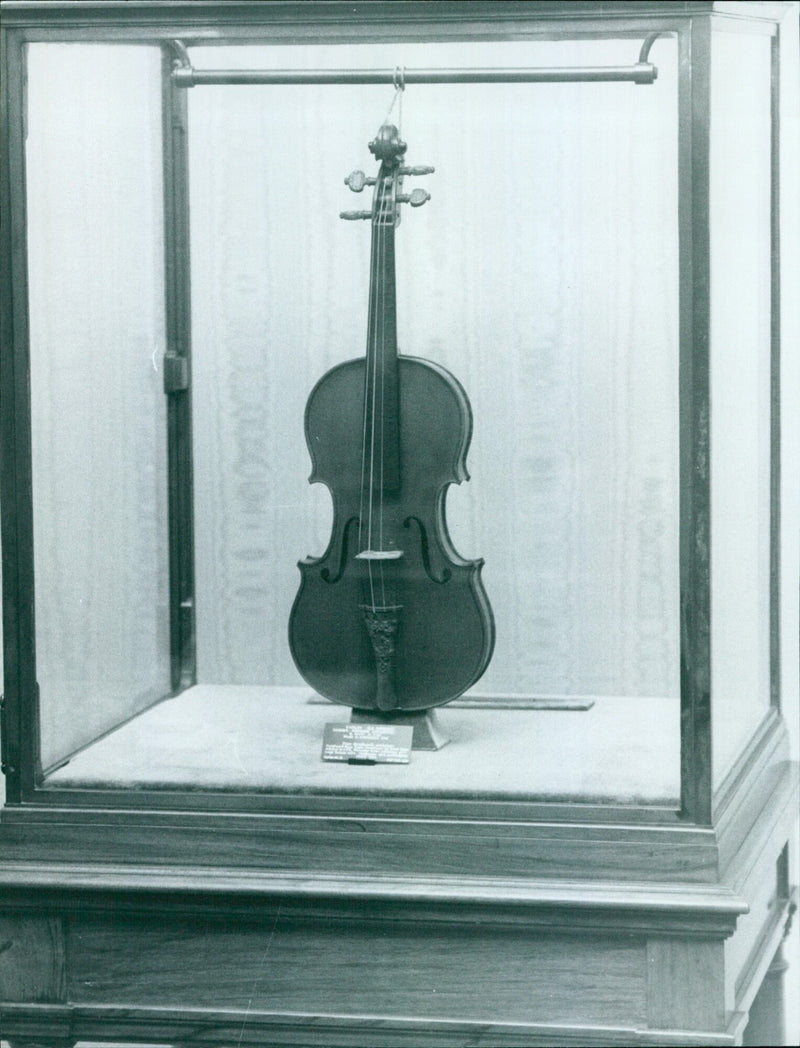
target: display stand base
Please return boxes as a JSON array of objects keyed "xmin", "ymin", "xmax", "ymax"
[
  {"xmin": 350, "ymin": 708, "xmax": 450, "ymax": 751},
  {"xmin": 308, "ymin": 694, "xmax": 595, "ymax": 711}
]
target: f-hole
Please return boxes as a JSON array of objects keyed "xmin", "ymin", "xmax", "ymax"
[
  {"xmin": 403, "ymin": 516, "xmax": 452, "ymax": 584},
  {"xmin": 321, "ymin": 516, "xmax": 360, "ymax": 583}
]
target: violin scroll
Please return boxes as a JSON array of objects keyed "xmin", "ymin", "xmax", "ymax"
[
  {"xmin": 340, "ymin": 125, "xmax": 434, "ymax": 222},
  {"xmin": 368, "ymin": 123, "xmax": 407, "ymax": 163}
]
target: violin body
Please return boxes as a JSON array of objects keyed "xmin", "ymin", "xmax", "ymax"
[
  {"xmin": 289, "ymin": 123, "xmax": 494, "ymax": 713},
  {"xmin": 290, "ymin": 354, "xmax": 493, "ymax": 711}
]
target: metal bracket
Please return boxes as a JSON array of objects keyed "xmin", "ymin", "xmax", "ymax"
[
  {"xmin": 168, "ymin": 37, "xmax": 662, "ymax": 88},
  {"xmin": 169, "ymin": 38, "xmax": 191, "ymax": 74},
  {"xmin": 163, "ymin": 351, "xmax": 190, "ymax": 394},
  {"xmin": 638, "ymin": 32, "xmax": 664, "ymax": 66},
  {"xmin": 0, "ymin": 693, "xmax": 10, "ymax": 775}
]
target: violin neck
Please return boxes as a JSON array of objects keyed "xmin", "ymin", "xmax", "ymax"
[{"xmin": 364, "ymin": 212, "xmax": 401, "ymax": 492}]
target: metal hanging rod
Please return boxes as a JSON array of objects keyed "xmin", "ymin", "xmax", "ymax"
[{"xmin": 169, "ymin": 34, "xmax": 662, "ymax": 88}]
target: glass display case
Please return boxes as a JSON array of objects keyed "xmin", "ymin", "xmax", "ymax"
[
  {"xmin": 0, "ymin": 4, "xmax": 797, "ymax": 1047},
  {"xmin": 23, "ymin": 32, "xmax": 683, "ymax": 807}
]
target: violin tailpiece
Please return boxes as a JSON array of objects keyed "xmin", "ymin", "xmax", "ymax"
[{"xmin": 362, "ymin": 605, "xmax": 401, "ymax": 711}]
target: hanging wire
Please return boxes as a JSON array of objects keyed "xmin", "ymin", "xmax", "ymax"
[{"xmin": 383, "ymin": 66, "xmax": 405, "ymax": 131}]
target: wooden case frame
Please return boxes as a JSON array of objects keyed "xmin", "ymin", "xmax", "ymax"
[
  {"xmin": 1, "ymin": 5, "xmax": 798, "ymax": 1047},
  {"xmin": 0, "ymin": 0, "xmax": 793, "ymax": 892}
]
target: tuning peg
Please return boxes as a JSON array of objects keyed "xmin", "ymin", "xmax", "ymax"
[
  {"xmin": 340, "ymin": 209, "xmax": 372, "ymax": 221},
  {"xmin": 396, "ymin": 188, "xmax": 431, "ymax": 208},
  {"xmin": 344, "ymin": 170, "xmax": 376, "ymax": 192},
  {"xmin": 400, "ymin": 165, "xmax": 435, "ymax": 176}
]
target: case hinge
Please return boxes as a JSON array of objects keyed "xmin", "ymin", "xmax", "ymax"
[
  {"xmin": 0, "ymin": 692, "xmax": 9, "ymax": 775},
  {"xmin": 163, "ymin": 352, "xmax": 190, "ymax": 394}
]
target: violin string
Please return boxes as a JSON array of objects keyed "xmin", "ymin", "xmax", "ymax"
[
  {"xmin": 367, "ymin": 163, "xmax": 393, "ymax": 612},
  {"xmin": 360, "ymin": 170, "xmax": 379, "ymax": 611},
  {"xmin": 358, "ymin": 245, "xmax": 370, "ymax": 548},
  {"xmin": 378, "ymin": 170, "xmax": 389, "ymax": 608},
  {"xmin": 359, "ymin": 136, "xmax": 399, "ymax": 614},
  {"xmin": 387, "ymin": 84, "xmax": 402, "ymax": 610},
  {"xmin": 357, "ymin": 217, "xmax": 369, "ymax": 557},
  {"xmin": 368, "ymin": 196, "xmax": 379, "ymax": 607},
  {"xmin": 358, "ymin": 247, "xmax": 370, "ymax": 563},
  {"xmin": 376, "ymin": 172, "xmax": 392, "ymax": 610}
]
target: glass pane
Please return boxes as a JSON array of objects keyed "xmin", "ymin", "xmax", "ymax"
[
  {"xmin": 190, "ymin": 39, "xmax": 680, "ymax": 698},
  {"xmin": 184, "ymin": 39, "xmax": 680, "ymax": 801},
  {"xmin": 27, "ymin": 44, "xmax": 171, "ymax": 770},
  {"xmin": 44, "ymin": 37, "xmax": 681, "ymax": 805},
  {"xmin": 710, "ymin": 30, "xmax": 773, "ymax": 788}
]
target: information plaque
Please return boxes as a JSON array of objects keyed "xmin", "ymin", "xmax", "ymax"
[{"xmin": 321, "ymin": 723, "xmax": 413, "ymax": 765}]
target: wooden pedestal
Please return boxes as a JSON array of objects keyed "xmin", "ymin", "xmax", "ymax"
[{"xmin": 0, "ymin": 732, "xmax": 796, "ymax": 1047}]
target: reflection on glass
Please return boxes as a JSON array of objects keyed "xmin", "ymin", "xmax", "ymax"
[
  {"xmin": 27, "ymin": 45, "xmax": 171, "ymax": 770},
  {"xmin": 710, "ymin": 30, "xmax": 773, "ymax": 788},
  {"xmin": 190, "ymin": 40, "xmax": 680, "ymax": 703},
  {"xmin": 25, "ymin": 38, "xmax": 682, "ymax": 804}
]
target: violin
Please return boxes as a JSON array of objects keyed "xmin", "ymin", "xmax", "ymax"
[{"xmin": 289, "ymin": 123, "xmax": 494, "ymax": 713}]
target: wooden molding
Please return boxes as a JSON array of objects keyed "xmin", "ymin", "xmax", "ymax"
[
  {"xmin": 0, "ymin": 801, "xmax": 723, "ymax": 885},
  {"xmin": 0, "ymin": 1002, "xmax": 746, "ymax": 1047},
  {"xmin": 0, "ymin": 1, "xmax": 789, "ymax": 45},
  {"xmin": 0, "ymin": 862, "xmax": 747, "ymax": 937}
]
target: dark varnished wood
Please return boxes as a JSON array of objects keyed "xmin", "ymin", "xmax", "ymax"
[
  {"xmin": 678, "ymin": 15, "xmax": 713, "ymax": 826},
  {"xmin": 0, "ymin": 697, "xmax": 789, "ymax": 892},
  {"xmin": 161, "ymin": 44, "xmax": 196, "ymax": 695},
  {"xmin": 0, "ymin": 803, "xmax": 725, "ymax": 884},
  {"xmin": 0, "ymin": 2, "xmax": 791, "ymax": 31},
  {"xmin": 8, "ymin": 1043, "xmax": 74, "ymax": 1047},
  {"xmin": 0, "ymin": 2, "xmax": 795, "ymax": 1046},
  {"xmin": 291, "ymin": 357, "xmax": 494, "ymax": 711},
  {"xmin": 0, "ymin": 1003, "xmax": 745, "ymax": 1048},
  {"xmin": 65, "ymin": 913, "xmax": 647, "ymax": 1025},
  {"xmin": 646, "ymin": 939, "xmax": 725, "ymax": 1031},
  {"xmin": 0, "ymin": 26, "xmax": 41, "ymax": 803},
  {"xmin": 769, "ymin": 30, "xmax": 782, "ymax": 714},
  {"xmin": 0, "ymin": 0, "xmax": 779, "ymax": 829},
  {"xmin": 0, "ymin": 864, "xmax": 748, "ymax": 935},
  {"xmin": 0, "ymin": 915, "xmax": 66, "ymax": 1002},
  {"xmin": 7, "ymin": 1041, "xmax": 75, "ymax": 1048},
  {"xmin": 1, "ymin": 724, "xmax": 794, "ymax": 1045}
]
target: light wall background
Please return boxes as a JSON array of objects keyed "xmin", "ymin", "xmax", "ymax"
[{"xmin": 187, "ymin": 38, "xmax": 682, "ymax": 704}]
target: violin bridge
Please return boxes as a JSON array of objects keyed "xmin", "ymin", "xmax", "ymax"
[{"xmin": 355, "ymin": 550, "xmax": 404, "ymax": 560}]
